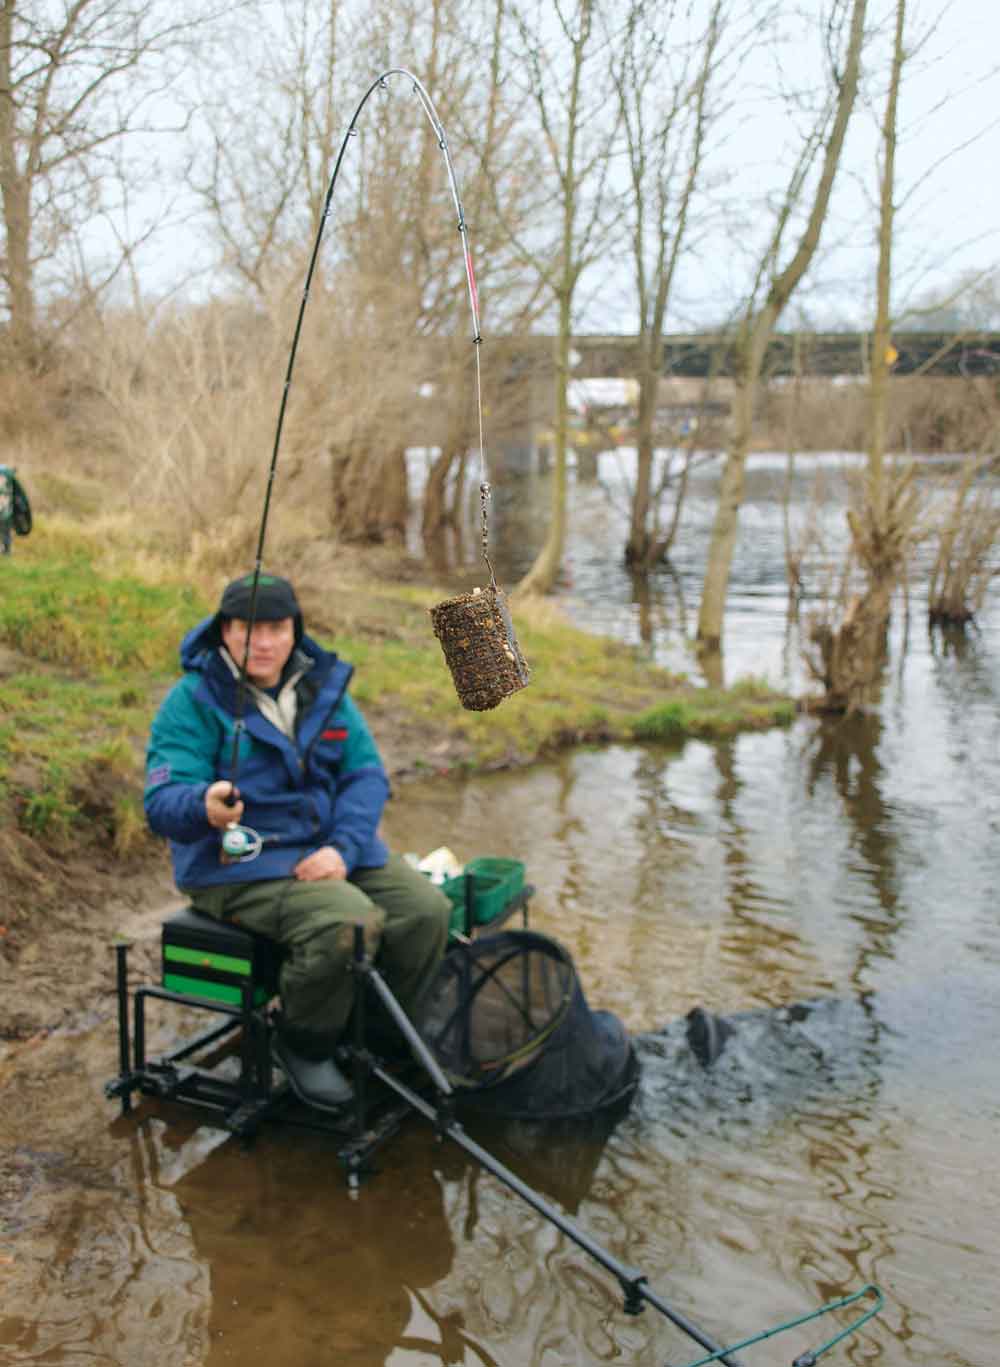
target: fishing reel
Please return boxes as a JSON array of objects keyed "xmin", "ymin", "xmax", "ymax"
[
  {"xmin": 221, "ymin": 822, "xmax": 263, "ymax": 863},
  {"xmin": 220, "ymin": 784, "xmax": 262, "ymax": 863}
]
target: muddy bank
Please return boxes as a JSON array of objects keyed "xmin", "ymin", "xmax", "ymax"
[{"xmin": 0, "ymin": 693, "xmax": 563, "ymax": 1367}]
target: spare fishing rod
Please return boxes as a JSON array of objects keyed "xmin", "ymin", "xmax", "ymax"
[{"xmin": 218, "ymin": 67, "xmax": 492, "ymax": 861}]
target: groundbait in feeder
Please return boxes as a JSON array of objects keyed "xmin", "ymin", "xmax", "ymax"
[{"xmin": 430, "ymin": 583, "xmax": 530, "ymax": 711}]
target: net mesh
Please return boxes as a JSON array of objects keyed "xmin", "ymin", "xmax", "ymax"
[
  {"xmin": 417, "ymin": 930, "xmax": 639, "ymax": 1120},
  {"xmin": 418, "ymin": 931, "xmax": 574, "ymax": 1087}
]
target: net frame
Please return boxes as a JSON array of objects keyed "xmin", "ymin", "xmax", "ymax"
[{"xmin": 418, "ymin": 930, "xmax": 575, "ymax": 1089}]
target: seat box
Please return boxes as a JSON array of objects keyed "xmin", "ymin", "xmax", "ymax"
[{"xmin": 161, "ymin": 906, "xmax": 282, "ymax": 1007}]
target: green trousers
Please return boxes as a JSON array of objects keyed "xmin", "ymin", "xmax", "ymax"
[{"xmin": 186, "ymin": 855, "xmax": 451, "ymax": 1058}]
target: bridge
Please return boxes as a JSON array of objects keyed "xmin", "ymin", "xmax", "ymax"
[
  {"xmin": 410, "ymin": 330, "xmax": 1000, "ymax": 472},
  {"xmin": 566, "ymin": 330, "xmax": 1000, "ymax": 380}
]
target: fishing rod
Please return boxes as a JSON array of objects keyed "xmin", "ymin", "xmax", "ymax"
[
  {"xmin": 211, "ymin": 68, "xmax": 883, "ymax": 1364},
  {"xmin": 219, "ymin": 67, "xmax": 490, "ymax": 862}
]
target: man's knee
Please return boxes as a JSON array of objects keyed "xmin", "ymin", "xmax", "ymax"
[
  {"xmin": 295, "ymin": 900, "xmax": 385, "ymax": 967},
  {"xmin": 397, "ymin": 886, "xmax": 452, "ymax": 972},
  {"xmin": 384, "ymin": 860, "xmax": 452, "ymax": 927}
]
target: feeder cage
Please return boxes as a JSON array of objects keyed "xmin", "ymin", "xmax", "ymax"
[{"xmin": 430, "ymin": 584, "xmax": 530, "ymax": 711}]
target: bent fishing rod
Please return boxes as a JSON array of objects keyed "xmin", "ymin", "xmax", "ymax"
[
  {"xmin": 211, "ymin": 68, "xmax": 745, "ymax": 1362},
  {"xmin": 213, "ymin": 69, "xmax": 884, "ymax": 1366},
  {"xmin": 219, "ymin": 67, "xmax": 491, "ymax": 862}
]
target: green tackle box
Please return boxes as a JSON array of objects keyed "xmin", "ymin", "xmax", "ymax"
[
  {"xmin": 161, "ymin": 906, "xmax": 282, "ymax": 1007},
  {"xmin": 443, "ymin": 856, "xmax": 526, "ymax": 936}
]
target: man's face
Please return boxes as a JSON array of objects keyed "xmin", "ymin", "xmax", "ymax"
[{"xmin": 221, "ymin": 617, "xmax": 296, "ymax": 689}]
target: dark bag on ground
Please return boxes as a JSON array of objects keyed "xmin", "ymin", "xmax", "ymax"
[
  {"xmin": 3, "ymin": 469, "xmax": 33, "ymax": 536},
  {"xmin": 12, "ymin": 476, "xmax": 32, "ymax": 536},
  {"xmin": 416, "ymin": 929, "xmax": 639, "ymax": 1121}
]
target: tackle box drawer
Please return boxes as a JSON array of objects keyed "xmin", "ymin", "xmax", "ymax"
[{"xmin": 161, "ymin": 906, "xmax": 282, "ymax": 1007}]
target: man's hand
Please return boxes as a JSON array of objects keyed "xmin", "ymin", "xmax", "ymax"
[
  {"xmin": 294, "ymin": 846, "xmax": 347, "ymax": 881},
  {"xmin": 206, "ymin": 781, "xmax": 243, "ymax": 829}
]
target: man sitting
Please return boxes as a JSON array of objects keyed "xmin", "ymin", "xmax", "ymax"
[{"xmin": 144, "ymin": 572, "xmax": 451, "ymax": 1110}]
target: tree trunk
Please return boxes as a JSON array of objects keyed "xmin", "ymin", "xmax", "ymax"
[
  {"xmin": 696, "ymin": 0, "xmax": 869, "ymax": 653},
  {"xmin": 513, "ymin": 0, "xmax": 600, "ymax": 597},
  {"xmin": 806, "ymin": 0, "xmax": 911, "ymax": 714},
  {"xmin": 649, "ymin": 443, "xmax": 693, "ymax": 563},
  {"xmin": 330, "ymin": 445, "xmax": 408, "ymax": 543},
  {"xmin": 382, "ymin": 447, "xmax": 408, "ymax": 543},
  {"xmin": 422, "ymin": 446, "xmax": 459, "ymax": 570},
  {"xmin": 517, "ymin": 316, "xmax": 571, "ymax": 595},
  {"xmin": 868, "ymin": 0, "xmax": 906, "ymax": 536},
  {"xmin": 697, "ymin": 374, "xmax": 754, "ymax": 650},
  {"xmin": 626, "ymin": 338, "xmax": 659, "ymax": 568},
  {"xmin": 0, "ymin": 5, "xmax": 35, "ymax": 359}
]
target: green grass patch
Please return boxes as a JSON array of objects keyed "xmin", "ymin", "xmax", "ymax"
[
  {"xmin": 631, "ymin": 689, "xmax": 795, "ymax": 744},
  {"xmin": 0, "ymin": 555, "xmax": 206, "ymax": 672},
  {"xmin": 0, "ymin": 546, "xmax": 205, "ymax": 854},
  {"xmin": 331, "ymin": 594, "xmax": 795, "ymax": 766},
  {"xmin": 330, "ymin": 589, "xmax": 694, "ymax": 766},
  {"xmin": 0, "ymin": 535, "xmax": 795, "ymax": 857}
]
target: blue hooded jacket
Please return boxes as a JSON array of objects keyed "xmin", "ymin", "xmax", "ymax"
[{"xmin": 144, "ymin": 615, "xmax": 390, "ymax": 890}]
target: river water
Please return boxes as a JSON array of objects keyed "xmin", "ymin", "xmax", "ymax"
[
  {"xmin": 10, "ymin": 452, "xmax": 996, "ymax": 1367},
  {"xmin": 378, "ymin": 451, "xmax": 998, "ymax": 1366}
]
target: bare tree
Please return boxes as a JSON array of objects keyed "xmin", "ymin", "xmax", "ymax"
[
  {"xmin": 613, "ymin": 0, "xmax": 729, "ymax": 572},
  {"xmin": 0, "ymin": 0, "xmax": 204, "ymax": 361},
  {"xmin": 188, "ymin": 0, "xmax": 541, "ymax": 551},
  {"xmin": 503, "ymin": 0, "xmax": 623, "ymax": 597},
  {"xmin": 69, "ymin": 293, "xmax": 293, "ymax": 547},
  {"xmin": 186, "ymin": 0, "xmax": 354, "ymax": 297},
  {"xmin": 903, "ymin": 267, "xmax": 1000, "ymax": 333},
  {"xmin": 696, "ymin": 0, "xmax": 869, "ymax": 661},
  {"xmin": 927, "ymin": 453, "xmax": 1000, "ymax": 626},
  {"xmin": 803, "ymin": 0, "xmax": 986, "ymax": 708},
  {"xmin": 802, "ymin": 0, "xmax": 908, "ymax": 713},
  {"xmin": 419, "ymin": 0, "xmax": 548, "ymax": 565},
  {"xmin": 866, "ymin": 0, "xmax": 907, "ymax": 537}
]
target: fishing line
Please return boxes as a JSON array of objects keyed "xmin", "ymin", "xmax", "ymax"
[{"xmin": 220, "ymin": 67, "xmax": 494, "ymax": 859}]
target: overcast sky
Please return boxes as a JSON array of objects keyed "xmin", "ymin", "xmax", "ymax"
[
  {"xmin": 604, "ymin": 0, "xmax": 1000, "ymax": 332},
  {"xmin": 112, "ymin": 0, "xmax": 999, "ymax": 335}
]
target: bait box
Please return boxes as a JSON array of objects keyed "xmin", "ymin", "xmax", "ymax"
[
  {"xmin": 161, "ymin": 906, "xmax": 282, "ymax": 1007},
  {"xmin": 443, "ymin": 857, "xmax": 526, "ymax": 936}
]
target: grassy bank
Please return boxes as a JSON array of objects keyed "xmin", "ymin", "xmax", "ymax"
[{"xmin": 0, "ymin": 523, "xmax": 795, "ymax": 882}]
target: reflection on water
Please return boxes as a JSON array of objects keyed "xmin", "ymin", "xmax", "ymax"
[
  {"xmin": 375, "ymin": 722, "xmax": 997, "ymax": 1364},
  {"xmin": 170, "ymin": 1126, "xmax": 469, "ymax": 1366},
  {"xmin": 15, "ymin": 452, "xmax": 996, "ymax": 1366},
  {"xmin": 382, "ymin": 450, "xmax": 1000, "ymax": 1366},
  {"xmin": 1, "ymin": 1117, "xmax": 211, "ymax": 1366}
]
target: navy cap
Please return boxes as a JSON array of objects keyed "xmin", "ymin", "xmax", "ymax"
[{"xmin": 218, "ymin": 572, "xmax": 303, "ymax": 641}]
